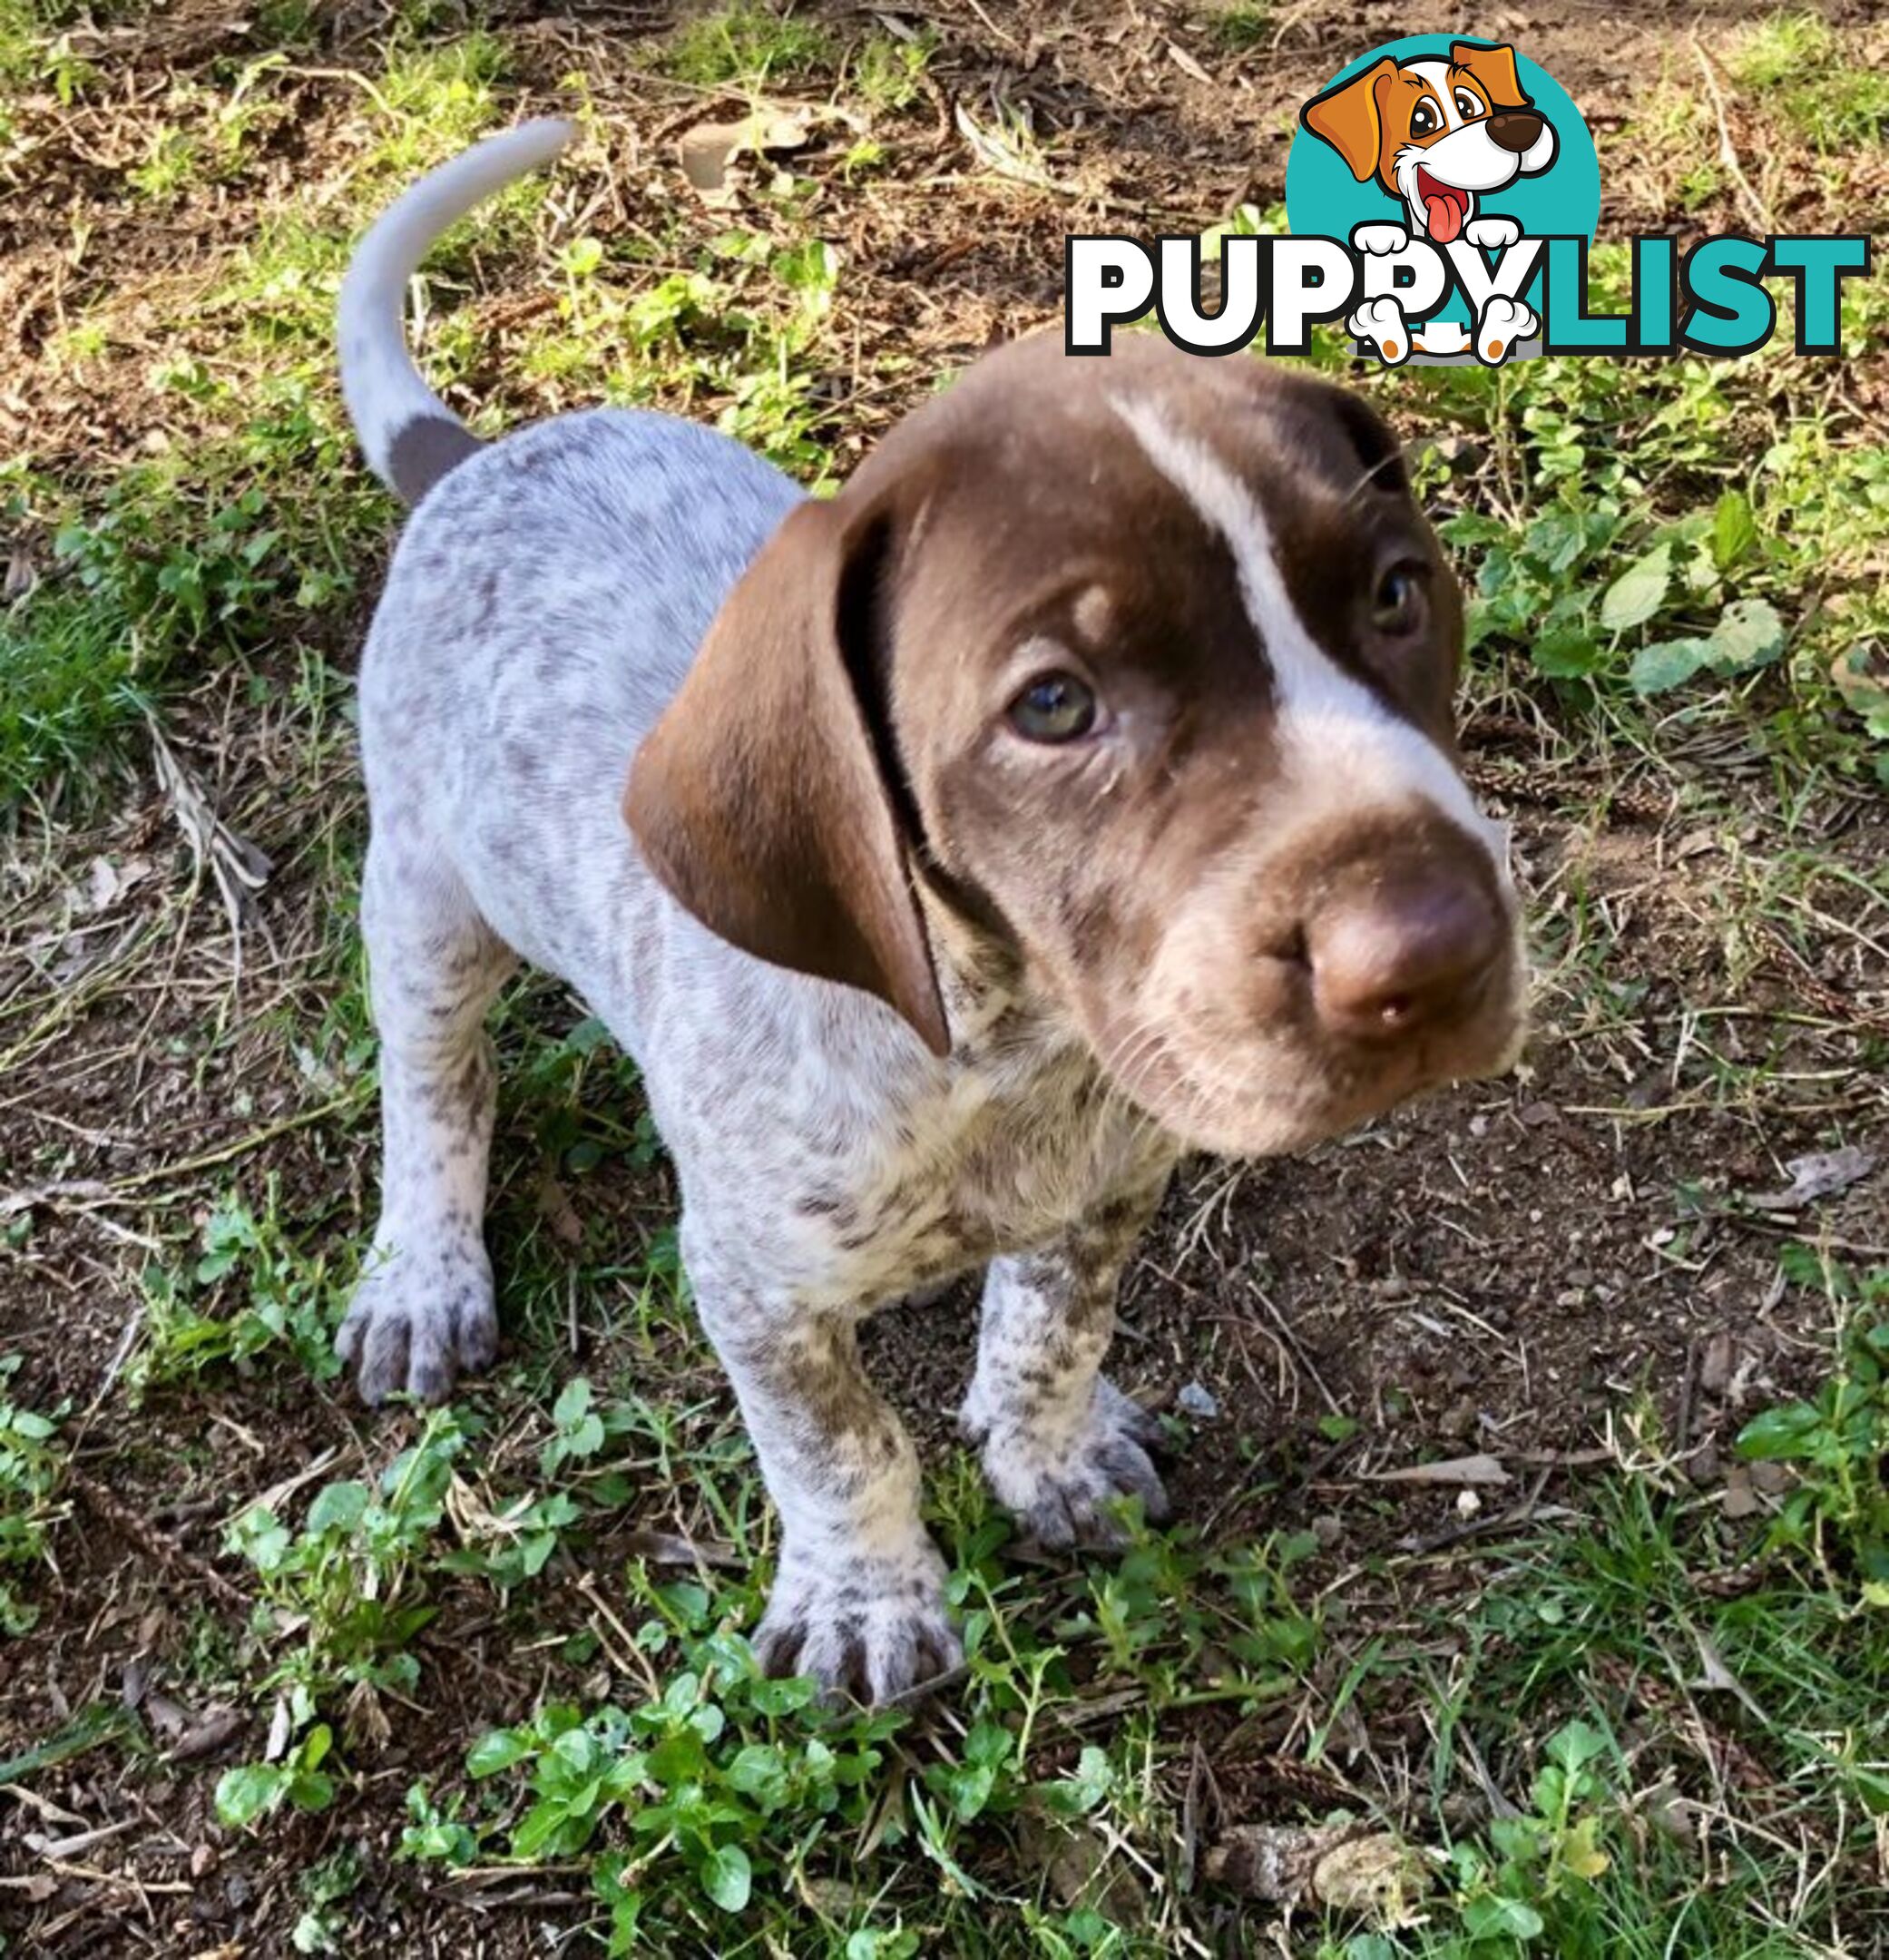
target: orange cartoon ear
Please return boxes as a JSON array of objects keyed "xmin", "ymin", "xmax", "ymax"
[
  {"xmin": 1449, "ymin": 41, "xmax": 1530, "ymax": 111},
  {"xmin": 1300, "ymin": 56, "xmax": 1397, "ymax": 183}
]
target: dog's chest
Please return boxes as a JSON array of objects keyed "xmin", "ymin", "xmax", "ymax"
[{"xmin": 798, "ymin": 1048, "xmax": 1170, "ymax": 1306}]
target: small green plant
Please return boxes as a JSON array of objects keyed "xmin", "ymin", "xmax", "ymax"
[
  {"xmin": 132, "ymin": 1186, "xmax": 345, "ymax": 1392},
  {"xmin": 1209, "ymin": 2, "xmax": 1269, "ymax": 51},
  {"xmin": 228, "ymin": 1411, "xmax": 468, "ymax": 1700},
  {"xmin": 1442, "ymin": 1720, "xmax": 1616, "ymax": 1945},
  {"xmin": 437, "ymin": 1619, "xmax": 899, "ymax": 1950},
  {"xmin": 663, "ymin": 2, "xmax": 833, "ymax": 89},
  {"xmin": 1442, "ymin": 489, "xmax": 1783, "ymax": 699},
  {"xmin": 852, "ymin": 28, "xmax": 933, "ymax": 113},
  {"xmin": 126, "ymin": 125, "xmax": 200, "ymax": 201},
  {"xmin": 289, "ymin": 1842, "xmax": 365, "ymax": 1955},
  {"xmin": 215, "ymin": 1691, "xmax": 340, "ymax": 1828},
  {"xmin": 0, "ymin": 1357, "xmax": 67, "ymax": 1635},
  {"xmin": 1737, "ymin": 1248, "xmax": 1889, "ymax": 1594}
]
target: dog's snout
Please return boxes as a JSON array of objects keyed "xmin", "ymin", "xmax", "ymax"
[
  {"xmin": 1307, "ymin": 877, "xmax": 1503, "ymax": 1044},
  {"xmin": 1486, "ymin": 110, "xmax": 1545, "ymax": 154}
]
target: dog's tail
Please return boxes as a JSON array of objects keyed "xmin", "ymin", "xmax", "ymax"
[{"xmin": 338, "ymin": 117, "xmax": 576, "ymax": 505}]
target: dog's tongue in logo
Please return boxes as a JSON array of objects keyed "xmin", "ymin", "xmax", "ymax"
[{"xmin": 1416, "ymin": 166, "xmax": 1470, "ymax": 242}]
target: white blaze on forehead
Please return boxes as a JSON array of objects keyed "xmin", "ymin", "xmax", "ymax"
[
  {"xmin": 1407, "ymin": 59, "xmax": 1463, "ymax": 131},
  {"xmin": 1108, "ymin": 392, "xmax": 1508, "ymax": 872}
]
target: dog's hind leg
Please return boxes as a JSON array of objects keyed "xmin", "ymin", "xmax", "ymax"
[{"xmin": 338, "ymin": 827, "xmax": 517, "ymax": 1403}]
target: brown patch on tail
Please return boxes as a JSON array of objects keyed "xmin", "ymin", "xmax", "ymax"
[{"xmin": 387, "ymin": 415, "xmax": 484, "ymax": 505}]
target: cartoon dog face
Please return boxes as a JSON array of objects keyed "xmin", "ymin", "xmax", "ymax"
[{"xmin": 1302, "ymin": 41, "xmax": 1558, "ymax": 243}]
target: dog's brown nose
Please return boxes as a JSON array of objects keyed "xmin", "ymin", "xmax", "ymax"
[
  {"xmin": 1307, "ymin": 878, "xmax": 1503, "ymax": 1044},
  {"xmin": 1487, "ymin": 111, "xmax": 1545, "ymax": 153}
]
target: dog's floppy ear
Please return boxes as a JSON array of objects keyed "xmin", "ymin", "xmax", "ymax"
[
  {"xmin": 1450, "ymin": 41, "xmax": 1529, "ymax": 110},
  {"xmin": 623, "ymin": 495, "xmax": 950, "ymax": 1057},
  {"xmin": 1300, "ymin": 56, "xmax": 1395, "ymax": 182}
]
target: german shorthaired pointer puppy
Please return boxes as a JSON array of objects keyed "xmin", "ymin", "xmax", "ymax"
[{"xmin": 334, "ymin": 122, "xmax": 1527, "ymax": 1703}]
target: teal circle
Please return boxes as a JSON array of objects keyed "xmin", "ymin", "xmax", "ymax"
[{"xmin": 1285, "ymin": 37, "xmax": 1600, "ymax": 246}]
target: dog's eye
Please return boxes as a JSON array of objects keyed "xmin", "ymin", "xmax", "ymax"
[
  {"xmin": 1007, "ymin": 671, "xmax": 1099, "ymax": 743},
  {"xmin": 1371, "ymin": 564, "xmax": 1428, "ymax": 637},
  {"xmin": 1411, "ymin": 101, "xmax": 1438, "ymax": 135},
  {"xmin": 1454, "ymin": 88, "xmax": 1483, "ymax": 119}
]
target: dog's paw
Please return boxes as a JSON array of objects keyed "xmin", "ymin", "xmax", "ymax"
[
  {"xmin": 1347, "ymin": 296, "xmax": 1412, "ymax": 366},
  {"xmin": 1473, "ymin": 295, "xmax": 1539, "ymax": 365},
  {"xmin": 975, "ymin": 1377, "xmax": 1170, "ymax": 1550},
  {"xmin": 1464, "ymin": 215, "xmax": 1522, "ymax": 251},
  {"xmin": 337, "ymin": 1226, "xmax": 498, "ymax": 1405},
  {"xmin": 1351, "ymin": 221, "xmax": 1409, "ymax": 256},
  {"xmin": 751, "ymin": 1538, "xmax": 961, "ymax": 1706}
]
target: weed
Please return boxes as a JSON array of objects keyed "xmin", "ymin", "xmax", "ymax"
[
  {"xmin": 1725, "ymin": 14, "xmax": 1889, "ymax": 151},
  {"xmin": 1209, "ymin": 3, "xmax": 1269, "ymax": 52},
  {"xmin": 0, "ymin": 1357, "xmax": 67, "ymax": 1634},
  {"xmin": 289, "ymin": 1843, "xmax": 366, "ymax": 1955},
  {"xmin": 3, "ymin": 479, "xmax": 290, "ymax": 805},
  {"xmin": 663, "ymin": 2, "xmax": 833, "ymax": 89},
  {"xmin": 214, "ymin": 1697, "xmax": 340, "ymax": 1828},
  {"xmin": 851, "ymin": 28, "xmax": 934, "ymax": 113},
  {"xmin": 1736, "ymin": 1247, "xmax": 1889, "ymax": 1596},
  {"xmin": 132, "ymin": 1186, "xmax": 347, "ymax": 1394},
  {"xmin": 227, "ymin": 1410, "xmax": 468, "ymax": 1701}
]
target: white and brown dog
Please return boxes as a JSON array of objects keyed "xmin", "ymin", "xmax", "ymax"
[
  {"xmin": 1302, "ymin": 41, "xmax": 1558, "ymax": 364},
  {"xmin": 333, "ymin": 124, "xmax": 1527, "ymax": 1706}
]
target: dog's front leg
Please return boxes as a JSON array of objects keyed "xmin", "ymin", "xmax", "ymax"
[
  {"xmin": 690, "ymin": 1246, "xmax": 960, "ymax": 1703},
  {"xmin": 961, "ymin": 1176, "xmax": 1170, "ymax": 1546}
]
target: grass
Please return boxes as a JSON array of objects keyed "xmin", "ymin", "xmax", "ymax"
[
  {"xmin": 0, "ymin": 2, "xmax": 1886, "ymax": 1953},
  {"xmin": 1209, "ymin": 5, "xmax": 1271, "ymax": 54},
  {"xmin": 663, "ymin": 0, "xmax": 835, "ymax": 89},
  {"xmin": 1723, "ymin": 14, "xmax": 1889, "ymax": 151}
]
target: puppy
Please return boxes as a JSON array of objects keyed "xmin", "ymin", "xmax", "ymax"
[
  {"xmin": 1302, "ymin": 40, "xmax": 1558, "ymax": 363},
  {"xmin": 334, "ymin": 122, "xmax": 1527, "ymax": 1704}
]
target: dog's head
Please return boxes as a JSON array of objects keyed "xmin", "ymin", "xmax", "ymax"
[
  {"xmin": 625, "ymin": 332, "xmax": 1526, "ymax": 1158},
  {"xmin": 1302, "ymin": 42, "xmax": 1558, "ymax": 242}
]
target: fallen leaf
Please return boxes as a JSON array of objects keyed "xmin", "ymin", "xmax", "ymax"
[
  {"xmin": 678, "ymin": 109, "xmax": 811, "ymax": 198},
  {"xmin": 170, "ymin": 1708, "xmax": 245, "ymax": 1762},
  {"xmin": 1208, "ymin": 1826, "xmax": 1429, "ymax": 1923},
  {"xmin": 1312, "ymin": 1832, "xmax": 1431, "ymax": 1925},
  {"xmin": 1167, "ymin": 40, "xmax": 1211, "ymax": 83},
  {"xmin": 263, "ymin": 1695, "xmax": 291, "ymax": 1763},
  {"xmin": 1720, "ymin": 1463, "xmax": 1760, "ymax": 1519},
  {"xmin": 620, "ymin": 1528, "xmax": 744, "ymax": 1570},
  {"xmin": 1205, "ymin": 1823, "xmax": 1341, "ymax": 1900},
  {"xmin": 537, "ymin": 1173, "xmax": 585, "ymax": 1247},
  {"xmin": 142, "ymin": 1692, "xmax": 192, "ymax": 1740},
  {"xmin": 1368, "ymin": 1453, "xmax": 1511, "ymax": 1488},
  {"xmin": 1747, "ymin": 1145, "xmax": 1874, "ymax": 1210},
  {"xmin": 954, "ymin": 100, "xmax": 1060, "ymax": 190}
]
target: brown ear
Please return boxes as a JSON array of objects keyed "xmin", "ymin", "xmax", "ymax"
[
  {"xmin": 1300, "ymin": 56, "xmax": 1395, "ymax": 182},
  {"xmin": 1450, "ymin": 41, "xmax": 1528, "ymax": 110},
  {"xmin": 623, "ymin": 496, "xmax": 950, "ymax": 1057}
]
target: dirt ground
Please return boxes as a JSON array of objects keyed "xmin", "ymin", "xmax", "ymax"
[{"xmin": 1, "ymin": 0, "xmax": 1885, "ymax": 1954}]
